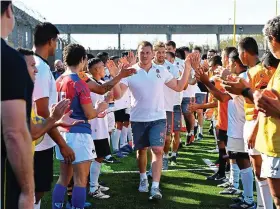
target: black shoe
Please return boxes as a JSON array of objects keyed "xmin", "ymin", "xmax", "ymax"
[
  {"xmin": 170, "ymin": 156, "xmax": 177, "ymax": 166},
  {"xmin": 229, "ymin": 201, "xmax": 256, "ymax": 209},
  {"xmin": 206, "ymin": 172, "xmax": 225, "ymax": 181},
  {"xmin": 232, "ymin": 194, "xmax": 244, "ymax": 203},
  {"xmin": 208, "ymin": 128, "xmax": 214, "ymax": 135},
  {"xmin": 103, "ymin": 156, "xmax": 120, "ymax": 163},
  {"xmin": 215, "ymin": 174, "xmax": 226, "ymax": 181},
  {"xmin": 206, "ymin": 172, "xmax": 219, "ymax": 180},
  {"xmin": 186, "ymin": 135, "xmax": 191, "ymax": 146}
]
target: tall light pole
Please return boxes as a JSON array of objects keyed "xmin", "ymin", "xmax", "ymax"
[{"xmin": 233, "ymin": 0, "xmax": 236, "ymax": 46}]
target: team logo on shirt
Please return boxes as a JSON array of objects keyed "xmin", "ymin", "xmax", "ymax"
[{"xmin": 156, "ymin": 69, "xmax": 161, "ymax": 78}]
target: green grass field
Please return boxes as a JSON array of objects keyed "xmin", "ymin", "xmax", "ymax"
[{"xmin": 41, "ymin": 126, "xmax": 256, "ymax": 209}]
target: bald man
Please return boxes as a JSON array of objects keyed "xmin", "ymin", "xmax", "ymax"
[{"xmin": 53, "ymin": 59, "xmax": 64, "ymax": 79}]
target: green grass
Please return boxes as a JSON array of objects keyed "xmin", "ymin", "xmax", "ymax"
[{"xmin": 42, "ymin": 124, "xmax": 249, "ymax": 209}]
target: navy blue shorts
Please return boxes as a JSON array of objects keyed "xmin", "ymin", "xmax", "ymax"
[
  {"xmin": 195, "ymin": 93, "xmax": 207, "ymax": 104},
  {"xmin": 181, "ymin": 97, "xmax": 194, "ymax": 114},
  {"xmin": 173, "ymin": 105, "xmax": 182, "ymax": 132},
  {"xmin": 131, "ymin": 119, "xmax": 167, "ymax": 150}
]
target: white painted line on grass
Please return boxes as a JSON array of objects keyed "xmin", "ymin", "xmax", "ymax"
[{"xmin": 53, "ymin": 167, "xmax": 212, "ymax": 176}]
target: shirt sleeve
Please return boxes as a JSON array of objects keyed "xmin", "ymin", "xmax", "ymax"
[
  {"xmin": 33, "ymin": 63, "xmax": 50, "ymax": 101},
  {"xmin": 163, "ymin": 68, "xmax": 174, "ymax": 84},
  {"xmin": 75, "ymin": 80, "xmax": 92, "ymax": 105},
  {"xmin": 120, "ymin": 78, "xmax": 129, "ymax": 87}
]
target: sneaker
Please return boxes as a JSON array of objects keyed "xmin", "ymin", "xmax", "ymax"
[
  {"xmin": 138, "ymin": 179, "xmax": 149, "ymax": 192},
  {"xmin": 99, "ymin": 185, "xmax": 109, "ymax": 192},
  {"xmin": 217, "ymin": 181, "xmax": 231, "ymax": 188},
  {"xmin": 215, "ymin": 174, "xmax": 226, "ymax": 181},
  {"xmin": 89, "ymin": 188, "xmax": 110, "ymax": 199},
  {"xmin": 120, "ymin": 145, "xmax": 133, "ymax": 153},
  {"xmin": 149, "ymin": 187, "xmax": 162, "ymax": 200},
  {"xmin": 232, "ymin": 194, "xmax": 244, "ymax": 203},
  {"xmin": 162, "ymin": 158, "xmax": 169, "ymax": 170},
  {"xmin": 113, "ymin": 150, "xmax": 127, "ymax": 158},
  {"xmin": 206, "ymin": 173, "xmax": 225, "ymax": 181},
  {"xmin": 103, "ymin": 156, "xmax": 120, "ymax": 163},
  {"xmin": 208, "ymin": 148, "xmax": 219, "ymax": 153},
  {"xmin": 147, "ymin": 168, "xmax": 153, "ymax": 179},
  {"xmin": 196, "ymin": 133, "xmax": 203, "ymax": 141},
  {"xmin": 65, "ymin": 201, "xmax": 92, "ymax": 209},
  {"xmin": 170, "ymin": 156, "xmax": 177, "ymax": 166},
  {"xmin": 230, "ymin": 201, "xmax": 256, "ymax": 209},
  {"xmin": 208, "ymin": 128, "xmax": 214, "ymax": 135},
  {"xmin": 219, "ymin": 186, "xmax": 242, "ymax": 195}
]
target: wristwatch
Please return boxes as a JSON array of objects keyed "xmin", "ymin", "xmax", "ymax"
[{"xmin": 241, "ymin": 88, "xmax": 251, "ymax": 98}]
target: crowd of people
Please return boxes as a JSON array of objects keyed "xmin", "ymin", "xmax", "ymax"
[{"xmin": 1, "ymin": 1, "xmax": 280, "ymax": 209}]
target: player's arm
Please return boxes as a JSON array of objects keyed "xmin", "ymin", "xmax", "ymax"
[
  {"xmin": 2, "ymin": 100, "xmax": 34, "ymax": 197},
  {"xmin": 193, "ymin": 100, "xmax": 218, "ymax": 110}
]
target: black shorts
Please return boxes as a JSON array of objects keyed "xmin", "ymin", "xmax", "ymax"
[
  {"xmin": 217, "ymin": 129, "xmax": 228, "ymax": 145},
  {"xmin": 114, "ymin": 109, "xmax": 130, "ymax": 122},
  {"xmin": 228, "ymin": 151, "xmax": 250, "ymax": 160},
  {"xmin": 34, "ymin": 147, "xmax": 53, "ymax": 192},
  {"xmin": 94, "ymin": 139, "xmax": 111, "ymax": 158},
  {"xmin": 1, "ymin": 157, "xmax": 21, "ymax": 209}
]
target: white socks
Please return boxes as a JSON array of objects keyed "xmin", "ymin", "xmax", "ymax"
[
  {"xmin": 111, "ymin": 129, "xmax": 121, "ymax": 151},
  {"xmin": 257, "ymin": 179, "xmax": 273, "ymax": 209},
  {"xmin": 198, "ymin": 125, "xmax": 203, "ymax": 135},
  {"xmin": 229, "ymin": 163, "xmax": 240, "ymax": 189},
  {"xmin": 163, "ymin": 154, "xmax": 169, "ymax": 159},
  {"xmin": 240, "ymin": 167, "xmax": 254, "ymax": 204},
  {"xmin": 140, "ymin": 173, "xmax": 147, "ymax": 180},
  {"xmin": 120, "ymin": 127, "xmax": 128, "ymax": 148},
  {"xmin": 152, "ymin": 181, "xmax": 159, "ymax": 188},
  {"xmin": 34, "ymin": 200, "xmax": 41, "ymax": 209},
  {"xmin": 90, "ymin": 160, "xmax": 101, "ymax": 193}
]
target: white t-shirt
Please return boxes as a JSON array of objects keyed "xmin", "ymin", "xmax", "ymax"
[
  {"xmin": 121, "ymin": 63, "xmax": 173, "ymax": 122},
  {"xmin": 173, "ymin": 57, "xmax": 185, "ymax": 105},
  {"xmin": 152, "ymin": 60, "xmax": 180, "ymax": 112},
  {"xmin": 89, "ymin": 87, "xmax": 109, "ymax": 140},
  {"xmin": 227, "ymin": 72, "xmax": 247, "ymax": 139},
  {"xmin": 114, "ymin": 89, "xmax": 131, "ymax": 111},
  {"xmin": 33, "ymin": 55, "xmax": 57, "ymax": 151}
]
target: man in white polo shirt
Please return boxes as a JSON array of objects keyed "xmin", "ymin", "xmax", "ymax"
[
  {"xmin": 152, "ymin": 41, "xmax": 180, "ymax": 169},
  {"xmin": 114, "ymin": 41, "xmax": 195, "ymax": 200}
]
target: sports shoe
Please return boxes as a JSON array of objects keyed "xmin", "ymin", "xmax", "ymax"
[
  {"xmin": 170, "ymin": 156, "xmax": 177, "ymax": 166},
  {"xmin": 120, "ymin": 144, "xmax": 133, "ymax": 153},
  {"xmin": 149, "ymin": 187, "xmax": 162, "ymax": 200},
  {"xmin": 229, "ymin": 201, "xmax": 256, "ymax": 209},
  {"xmin": 215, "ymin": 174, "xmax": 226, "ymax": 181},
  {"xmin": 113, "ymin": 150, "xmax": 127, "ymax": 158},
  {"xmin": 65, "ymin": 201, "xmax": 92, "ymax": 209},
  {"xmin": 162, "ymin": 158, "xmax": 169, "ymax": 170},
  {"xmin": 206, "ymin": 172, "xmax": 225, "ymax": 181},
  {"xmin": 138, "ymin": 179, "xmax": 149, "ymax": 192},
  {"xmin": 219, "ymin": 186, "xmax": 242, "ymax": 195},
  {"xmin": 147, "ymin": 168, "xmax": 153, "ymax": 179},
  {"xmin": 196, "ymin": 133, "xmax": 203, "ymax": 141},
  {"xmin": 89, "ymin": 187, "xmax": 110, "ymax": 199},
  {"xmin": 103, "ymin": 156, "xmax": 120, "ymax": 163},
  {"xmin": 99, "ymin": 185, "xmax": 109, "ymax": 192},
  {"xmin": 217, "ymin": 181, "xmax": 231, "ymax": 188},
  {"xmin": 232, "ymin": 194, "xmax": 244, "ymax": 203}
]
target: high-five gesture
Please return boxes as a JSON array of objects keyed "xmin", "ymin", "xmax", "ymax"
[
  {"xmin": 106, "ymin": 60, "xmax": 119, "ymax": 77},
  {"xmin": 127, "ymin": 51, "xmax": 137, "ymax": 66},
  {"xmin": 190, "ymin": 52, "xmax": 201, "ymax": 70}
]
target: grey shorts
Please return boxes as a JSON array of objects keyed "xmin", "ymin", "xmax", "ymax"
[
  {"xmin": 195, "ymin": 93, "xmax": 207, "ymax": 104},
  {"xmin": 181, "ymin": 97, "xmax": 194, "ymax": 114},
  {"xmin": 131, "ymin": 119, "xmax": 167, "ymax": 150},
  {"xmin": 173, "ymin": 105, "xmax": 182, "ymax": 132},
  {"xmin": 166, "ymin": 111, "xmax": 174, "ymax": 136}
]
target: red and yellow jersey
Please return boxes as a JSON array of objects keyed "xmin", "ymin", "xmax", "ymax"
[{"xmin": 244, "ymin": 63, "xmax": 275, "ymax": 121}]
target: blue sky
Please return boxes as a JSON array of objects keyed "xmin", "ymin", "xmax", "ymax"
[{"xmin": 16, "ymin": 0, "xmax": 277, "ymax": 49}]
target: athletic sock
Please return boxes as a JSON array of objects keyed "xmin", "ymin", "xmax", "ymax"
[
  {"xmin": 198, "ymin": 125, "xmax": 203, "ymax": 135},
  {"xmin": 111, "ymin": 129, "xmax": 121, "ymax": 151},
  {"xmin": 72, "ymin": 186, "xmax": 86, "ymax": 209},
  {"xmin": 90, "ymin": 160, "xmax": 101, "ymax": 193},
  {"xmin": 230, "ymin": 163, "xmax": 240, "ymax": 189},
  {"xmin": 257, "ymin": 179, "xmax": 273, "ymax": 209},
  {"xmin": 140, "ymin": 173, "xmax": 147, "ymax": 180},
  {"xmin": 34, "ymin": 200, "xmax": 41, "ymax": 209},
  {"xmin": 120, "ymin": 127, "xmax": 128, "ymax": 147},
  {"xmin": 52, "ymin": 184, "xmax": 67, "ymax": 209},
  {"xmin": 171, "ymin": 152, "xmax": 176, "ymax": 157},
  {"xmin": 240, "ymin": 167, "xmax": 254, "ymax": 204},
  {"xmin": 163, "ymin": 154, "xmax": 169, "ymax": 159},
  {"xmin": 152, "ymin": 181, "xmax": 159, "ymax": 188},
  {"xmin": 218, "ymin": 148, "xmax": 226, "ymax": 176}
]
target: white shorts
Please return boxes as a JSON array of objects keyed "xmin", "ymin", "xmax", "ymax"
[
  {"xmin": 107, "ymin": 112, "xmax": 115, "ymax": 132},
  {"xmin": 227, "ymin": 137, "xmax": 246, "ymax": 153},
  {"xmin": 55, "ymin": 132, "xmax": 96, "ymax": 164},
  {"xmin": 243, "ymin": 120, "xmax": 261, "ymax": 155},
  {"xmin": 261, "ymin": 153, "xmax": 280, "ymax": 178}
]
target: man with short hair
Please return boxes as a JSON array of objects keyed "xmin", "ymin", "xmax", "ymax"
[
  {"xmin": 32, "ymin": 22, "xmax": 75, "ymax": 209},
  {"xmin": 114, "ymin": 41, "xmax": 194, "ymax": 200},
  {"xmin": 1, "ymin": 2, "xmax": 34, "ymax": 208},
  {"xmin": 53, "ymin": 59, "xmax": 64, "ymax": 79}
]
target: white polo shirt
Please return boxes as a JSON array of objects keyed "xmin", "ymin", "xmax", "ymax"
[
  {"xmin": 173, "ymin": 57, "xmax": 185, "ymax": 105},
  {"xmin": 114, "ymin": 89, "xmax": 131, "ymax": 111},
  {"xmin": 121, "ymin": 63, "xmax": 173, "ymax": 122},
  {"xmin": 33, "ymin": 55, "xmax": 57, "ymax": 151},
  {"xmin": 152, "ymin": 60, "xmax": 180, "ymax": 112},
  {"xmin": 183, "ymin": 68, "xmax": 201, "ymax": 98}
]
